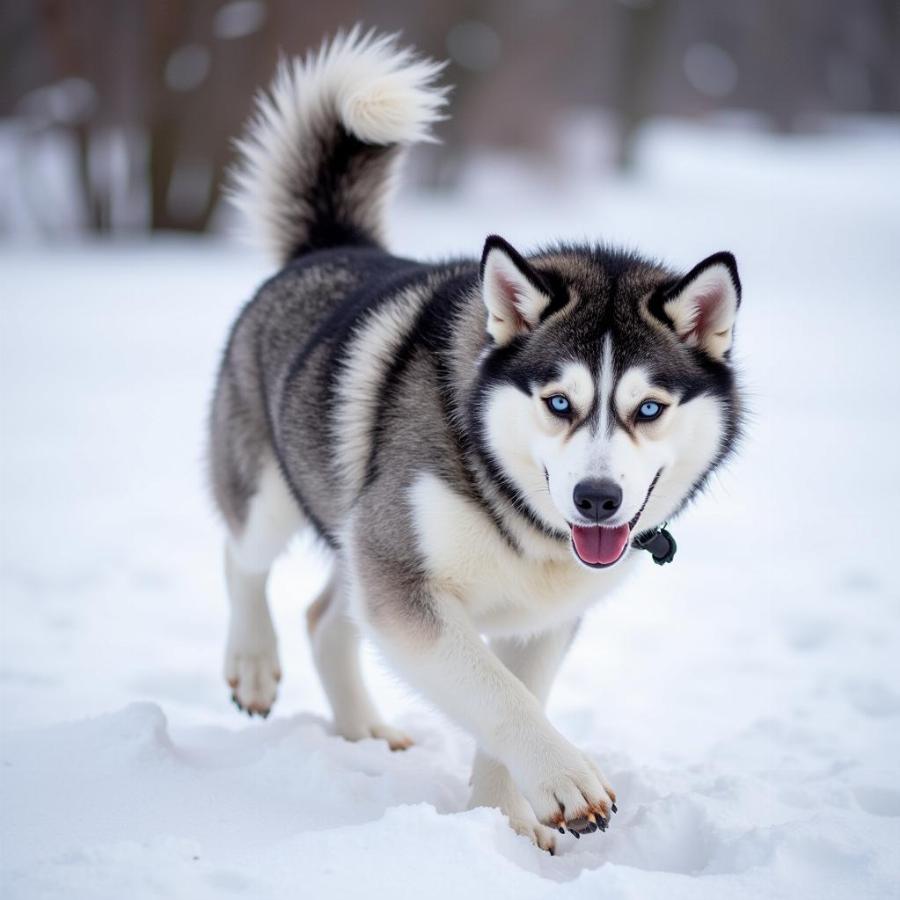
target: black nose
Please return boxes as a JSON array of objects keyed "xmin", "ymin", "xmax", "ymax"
[{"xmin": 573, "ymin": 478, "xmax": 622, "ymax": 521}]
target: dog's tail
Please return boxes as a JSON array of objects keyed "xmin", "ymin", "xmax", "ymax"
[{"xmin": 229, "ymin": 27, "xmax": 447, "ymax": 265}]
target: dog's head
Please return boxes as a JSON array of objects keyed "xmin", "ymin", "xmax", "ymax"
[{"xmin": 474, "ymin": 235, "xmax": 742, "ymax": 569}]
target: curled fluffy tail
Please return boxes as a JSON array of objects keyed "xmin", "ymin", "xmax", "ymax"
[{"xmin": 230, "ymin": 28, "xmax": 447, "ymax": 264}]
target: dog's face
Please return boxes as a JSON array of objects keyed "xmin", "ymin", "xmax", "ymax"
[{"xmin": 475, "ymin": 236, "xmax": 741, "ymax": 569}]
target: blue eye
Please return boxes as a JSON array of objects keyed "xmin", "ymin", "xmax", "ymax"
[
  {"xmin": 637, "ymin": 400, "xmax": 663, "ymax": 420},
  {"xmin": 547, "ymin": 394, "xmax": 571, "ymax": 415}
]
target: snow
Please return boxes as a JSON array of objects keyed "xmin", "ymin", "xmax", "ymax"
[{"xmin": 2, "ymin": 122, "xmax": 900, "ymax": 898}]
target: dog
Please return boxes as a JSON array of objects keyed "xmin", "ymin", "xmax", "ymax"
[{"xmin": 209, "ymin": 28, "xmax": 743, "ymax": 852}]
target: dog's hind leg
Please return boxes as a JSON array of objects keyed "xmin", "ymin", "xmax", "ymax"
[
  {"xmin": 307, "ymin": 567, "xmax": 412, "ymax": 750},
  {"xmin": 223, "ymin": 455, "xmax": 304, "ymax": 716}
]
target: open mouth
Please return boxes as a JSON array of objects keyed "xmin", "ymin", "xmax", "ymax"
[
  {"xmin": 569, "ymin": 470, "xmax": 662, "ymax": 569},
  {"xmin": 571, "ymin": 521, "xmax": 632, "ymax": 568}
]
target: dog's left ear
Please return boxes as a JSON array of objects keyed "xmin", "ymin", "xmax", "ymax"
[
  {"xmin": 480, "ymin": 235, "xmax": 552, "ymax": 345},
  {"xmin": 656, "ymin": 252, "xmax": 741, "ymax": 360}
]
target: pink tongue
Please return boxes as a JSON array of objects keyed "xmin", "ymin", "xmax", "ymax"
[{"xmin": 571, "ymin": 524, "xmax": 630, "ymax": 566}]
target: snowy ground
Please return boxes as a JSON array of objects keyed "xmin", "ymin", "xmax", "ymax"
[{"xmin": 2, "ymin": 123, "xmax": 900, "ymax": 899}]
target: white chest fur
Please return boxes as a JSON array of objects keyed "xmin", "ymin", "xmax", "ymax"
[{"xmin": 409, "ymin": 472, "xmax": 635, "ymax": 637}]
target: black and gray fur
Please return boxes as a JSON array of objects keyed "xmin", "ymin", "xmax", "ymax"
[{"xmin": 210, "ymin": 242, "xmax": 741, "ymax": 548}]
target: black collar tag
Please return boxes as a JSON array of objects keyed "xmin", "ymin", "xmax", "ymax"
[{"xmin": 633, "ymin": 527, "xmax": 677, "ymax": 565}]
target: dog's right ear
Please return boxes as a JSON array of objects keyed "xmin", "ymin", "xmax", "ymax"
[{"xmin": 480, "ymin": 235, "xmax": 551, "ymax": 345}]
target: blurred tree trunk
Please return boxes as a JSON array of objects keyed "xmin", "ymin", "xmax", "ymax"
[
  {"xmin": 146, "ymin": 1, "xmax": 187, "ymax": 231},
  {"xmin": 37, "ymin": 0, "xmax": 109, "ymax": 232},
  {"xmin": 872, "ymin": 0, "xmax": 900, "ymax": 111},
  {"xmin": 759, "ymin": 0, "xmax": 796, "ymax": 133},
  {"xmin": 73, "ymin": 121, "xmax": 103, "ymax": 230},
  {"xmin": 148, "ymin": 118, "xmax": 180, "ymax": 230},
  {"xmin": 616, "ymin": 0, "xmax": 668, "ymax": 171}
]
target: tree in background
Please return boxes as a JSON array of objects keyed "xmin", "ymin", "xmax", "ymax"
[{"xmin": 1, "ymin": 0, "xmax": 897, "ymax": 236}]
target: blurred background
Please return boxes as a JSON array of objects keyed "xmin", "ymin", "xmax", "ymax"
[{"xmin": 2, "ymin": 0, "xmax": 898, "ymax": 237}]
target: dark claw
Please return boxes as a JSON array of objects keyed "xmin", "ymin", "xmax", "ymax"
[
  {"xmin": 566, "ymin": 816, "xmax": 597, "ymax": 834},
  {"xmin": 548, "ymin": 846, "xmax": 555, "ymax": 856},
  {"xmin": 569, "ymin": 829, "xmax": 580, "ymax": 839},
  {"xmin": 611, "ymin": 803, "xmax": 618, "ymax": 814},
  {"xmin": 558, "ymin": 826, "xmax": 565, "ymax": 834},
  {"xmin": 262, "ymin": 709, "xmax": 270, "ymax": 719}
]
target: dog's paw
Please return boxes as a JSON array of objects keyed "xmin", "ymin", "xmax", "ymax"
[
  {"xmin": 519, "ymin": 745, "xmax": 617, "ymax": 837},
  {"xmin": 335, "ymin": 718, "xmax": 413, "ymax": 751},
  {"xmin": 509, "ymin": 811, "xmax": 559, "ymax": 854},
  {"xmin": 470, "ymin": 761, "xmax": 558, "ymax": 854},
  {"xmin": 224, "ymin": 643, "xmax": 281, "ymax": 717},
  {"xmin": 369, "ymin": 722, "xmax": 414, "ymax": 751}
]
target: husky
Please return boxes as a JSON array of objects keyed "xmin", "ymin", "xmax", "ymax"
[{"xmin": 209, "ymin": 28, "xmax": 743, "ymax": 852}]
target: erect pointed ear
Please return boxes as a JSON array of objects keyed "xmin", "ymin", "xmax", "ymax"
[
  {"xmin": 656, "ymin": 252, "xmax": 741, "ymax": 360},
  {"xmin": 480, "ymin": 235, "xmax": 552, "ymax": 345}
]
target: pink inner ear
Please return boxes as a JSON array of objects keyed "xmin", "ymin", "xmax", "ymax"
[
  {"xmin": 682, "ymin": 283, "xmax": 727, "ymax": 340},
  {"xmin": 686, "ymin": 288, "xmax": 721, "ymax": 340},
  {"xmin": 495, "ymin": 272, "xmax": 529, "ymax": 329}
]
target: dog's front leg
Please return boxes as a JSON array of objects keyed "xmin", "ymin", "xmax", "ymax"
[
  {"xmin": 361, "ymin": 580, "xmax": 615, "ymax": 835},
  {"xmin": 467, "ymin": 623, "xmax": 613, "ymax": 850}
]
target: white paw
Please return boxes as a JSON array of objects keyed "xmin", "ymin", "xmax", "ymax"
[
  {"xmin": 369, "ymin": 722, "xmax": 414, "ymax": 751},
  {"xmin": 335, "ymin": 717, "xmax": 413, "ymax": 751},
  {"xmin": 470, "ymin": 761, "xmax": 558, "ymax": 854},
  {"xmin": 516, "ymin": 741, "xmax": 617, "ymax": 835},
  {"xmin": 508, "ymin": 813, "xmax": 559, "ymax": 854},
  {"xmin": 224, "ymin": 639, "xmax": 281, "ymax": 717}
]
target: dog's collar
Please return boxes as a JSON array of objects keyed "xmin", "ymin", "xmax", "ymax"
[{"xmin": 632, "ymin": 526, "xmax": 677, "ymax": 565}]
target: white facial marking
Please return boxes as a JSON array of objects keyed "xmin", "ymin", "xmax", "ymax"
[
  {"xmin": 596, "ymin": 333, "xmax": 614, "ymax": 438},
  {"xmin": 484, "ymin": 383, "xmax": 569, "ymax": 531},
  {"xmin": 614, "ymin": 367, "xmax": 676, "ymax": 419},
  {"xmin": 541, "ymin": 360, "xmax": 594, "ymax": 417}
]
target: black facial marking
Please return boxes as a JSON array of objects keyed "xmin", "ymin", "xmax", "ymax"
[
  {"xmin": 535, "ymin": 267, "xmax": 571, "ymax": 322},
  {"xmin": 611, "ymin": 404, "xmax": 633, "ymax": 437}
]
